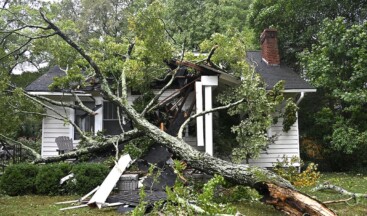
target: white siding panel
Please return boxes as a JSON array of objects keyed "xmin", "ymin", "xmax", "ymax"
[
  {"xmin": 42, "ymin": 104, "xmax": 73, "ymax": 158},
  {"xmin": 248, "ymin": 114, "xmax": 300, "ymax": 168}
]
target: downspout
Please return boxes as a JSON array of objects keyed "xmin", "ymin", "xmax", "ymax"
[
  {"xmin": 295, "ymin": 91, "xmax": 304, "ymax": 173},
  {"xmin": 296, "ymin": 92, "xmax": 305, "ymax": 105}
]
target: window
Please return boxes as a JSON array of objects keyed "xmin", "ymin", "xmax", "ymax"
[
  {"xmin": 74, "ymin": 102, "xmax": 95, "ymax": 140},
  {"xmin": 103, "ymin": 102, "xmax": 132, "ymax": 135}
]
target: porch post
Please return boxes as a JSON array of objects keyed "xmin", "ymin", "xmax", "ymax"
[
  {"xmin": 195, "ymin": 81, "xmax": 204, "ymax": 146},
  {"xmin": 94, "ymin": 96, "xmax": 103, "ymax": 135},
  {"xmin": 201, "ymin": 76, "xmax": 218, "ymax": 156},
  {"xmin": 204, "ymin": 86, "xmax": 213, "ymax": 156}
]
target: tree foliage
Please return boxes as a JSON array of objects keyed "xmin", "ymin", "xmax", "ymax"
[
  {"xmin": 248, "ymin": 0, "xmax": 367, "ymax": 68},
  {"xmin": 300, "ymin": 18, "xmax": 367, "ymax": 163}
]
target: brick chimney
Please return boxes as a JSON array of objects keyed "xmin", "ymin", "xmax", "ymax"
[{"xmin": 260, "ymin": 28, "xmax": 280, "ymax": 66}]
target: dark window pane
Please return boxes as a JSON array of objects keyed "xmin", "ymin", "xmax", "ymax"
[{"xmin": 74, "ymin": 101, "xmax": 95, "ymax": 140}]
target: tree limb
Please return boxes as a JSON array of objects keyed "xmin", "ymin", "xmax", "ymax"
[
  {"xmin": 33, "ymin": 129, "xmax": 142, "ymax": 163},
  {"xmin": 141, "ymin": 68, "xmax": 176, "ymax": 116},
  {"xmin": 177, "ymin": 98, "xmax": 246, "ymax": 138},
  {"xmin": 206, "ymin": 45, "xmax": 219, "ymax": 64},
  {"xmin": 0, "ymin": 134, "xmax": 41, "ymax": 159},
  {"xmin": 22, "ymin": 92, "xmax": 92, "ymax": 142},
  {"xmin": 312, "ymin": 182, "xmax": 367, "ymax": 199}
]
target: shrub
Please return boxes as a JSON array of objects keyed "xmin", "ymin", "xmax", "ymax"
[
  {"xmin": 71, "ymin": 163, "xmax": 109, "ymax": 195},
  {"xmin": 273, "ymin": 156, "xmax": 320, "ymax": 187},
  {"xmin": 0, "ymin": 163, "xmax": 39, "ymax": 196},
  {"xmin": 35, "ymin": 163, "xmax": 72, "ymax": 195}
]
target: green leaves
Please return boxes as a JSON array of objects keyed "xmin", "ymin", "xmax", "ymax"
[
  {"xmin": 217, "ymin": 62, "xmax": 285, "ymax": 163},
  {"xmin": 301, "ymin": 17, "xmax": 367, "ymax": 158}
]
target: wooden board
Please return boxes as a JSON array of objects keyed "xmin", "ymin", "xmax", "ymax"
[{"xmin": 87, "ymin": 154, "xmax": 132, "ymax": 209}]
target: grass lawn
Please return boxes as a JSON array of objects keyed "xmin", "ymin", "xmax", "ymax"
[{"xmin": 0, "ymin": 172, "xmax": 366, "ymax": 215}]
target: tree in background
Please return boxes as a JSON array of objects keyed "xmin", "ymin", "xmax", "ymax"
[
  {"xmin": 300, "ymin": 18, "xmax": 367, "ymax": 169},
  {"xmin": 248, "ymin": 0, "xmax": 367, "ymax": 69}
]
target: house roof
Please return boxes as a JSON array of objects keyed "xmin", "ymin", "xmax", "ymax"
[
  {"xmin": 246, "ymin": 51, "xmax": 316, "ymax": 92},
  {"xmin": 26, "ymin": 54, "xmax": 316, "ymax": 93},
  {"xmin": 25, "ymin": 66, "xmax": 65, "ymax": 92}
]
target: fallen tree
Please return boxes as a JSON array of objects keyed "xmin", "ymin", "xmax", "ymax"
[{"xmin": 0, "ymin": 3, "xmax": 336, "ymax": 215}]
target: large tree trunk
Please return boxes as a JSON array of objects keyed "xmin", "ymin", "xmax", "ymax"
[
  {"xmin": 34, "ymin": 105, "xmax": 336, "ymax": 215},
  {"xmin": 127, "ymin": 107, "xmax": 337, "ymax": 216}
]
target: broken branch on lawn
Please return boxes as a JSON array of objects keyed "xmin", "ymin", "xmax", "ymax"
[{"xmin": 312, "ymin": 182, "xmax": 367, "ymax": 199}]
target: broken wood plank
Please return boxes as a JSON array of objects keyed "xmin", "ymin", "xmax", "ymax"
[
  {"xmin": 55, "ymin": 186, "xmax": 100, "ymax": 205},
  {"xmin": 59, "ymin": 204, "xmax": 88, "ymax": 211},
  {"xmin": 60, "ymin": 173, "xmax": 74, "ymax": 184},
  {"xmin": 55, "ymin": 200, "xmax": 79, "ymax": 205},
  {"xmin": 88, "ymin": 154, "xmax": 132, "ymax": 209},
  {"xmin": 101, "ymin": 202, "xmax": 125, "ymax": 207},
  {"xmin": 80, "ymin": 186, "xmax": 100, "ymax": 202}
]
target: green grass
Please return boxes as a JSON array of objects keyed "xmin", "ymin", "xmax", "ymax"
[
  {"xmin": 299, "ymin": 172, "xmax": 367, "ymax": 216},
  {"xmin": 0, "ymin": 195, "xmax": 117, "ymax": 216},
  {"xmin": 0, "ymin": 172, "xmax": 366, "ymax": 216}
]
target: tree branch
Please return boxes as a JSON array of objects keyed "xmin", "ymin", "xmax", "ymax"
[
  {"xmin": 206, "ymin": 45, "xmax": 219, "ymax": 64},
  {"xmin": 312, "ymin": 182, "xmax": 367, "ymax": 199},
  {"xmin": 33, "ymin": 129, "xmax": 142, "ymax": 163},
  {"xmin": 39, "ymin": 10, "xmax": 125, "ymax": 109},
  {"xmin": 0, "ymin": 134, "xmax": 41, "ymax": 159},
  {"xmin": 141, "ymin": 41, "xmax": 186, "ymax": 116},
  {"xmin": 177, "ymin": 98, "xmax": 246, "ymax": 138},
  {"xmin": 21, "ymin": 90, "xmax": 84, "ymax": 112},
  {"xmin": 0, "ymin": 38, "xmax": 31, "ymax": 61},
  {"xmin": 141, "ymin": 68, "xmax": 177, "ymax": 116},
  {"xmin": 71, "ymin": 91, "xmax": 96, "ymax": 115},
  {"xmin": 22, "ymin": 92, "xmax": 92, "ymax": 142}
]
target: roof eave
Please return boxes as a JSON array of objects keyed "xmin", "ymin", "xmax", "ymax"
[
  {"xmin": 27, "ymin": 91, "xmax": 92, "ymax": 96},
  {"xmin": 282, "ymin": 89, "xmax": 317, "ymax": 93}
]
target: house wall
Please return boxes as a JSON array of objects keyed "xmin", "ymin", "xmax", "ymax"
[
  {"xmin": 41, "ymin": 105, "xmax": 74, "ymax": 158},
  {"xmin": 41, "ymin": 89, "xmax": 193, "ymax": 158},
  {"xmin": 248, "ymin": 115, "xmax": 300, "ymax": 168}
]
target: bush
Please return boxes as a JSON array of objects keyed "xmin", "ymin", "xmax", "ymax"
[
  {"xmin": 35, "ymin": 163, "xmax": 72, "ymax": 195},
  {"xmin": 71, "ymin": 163, "xmax": 109, "ymax": 195},
  {"xmin": 1, "ymin": 162, "xmax": 110, "ymax": 196},
  {"xmin": 0, "ymin": 163, "xmax": 39, "ymax": 196},
  {"xmin": 273, "ymin": 156, "xmax": 320, "ymax": 187}
]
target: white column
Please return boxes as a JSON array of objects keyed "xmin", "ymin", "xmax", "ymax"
[
  {"xmin": 195, "ymin": 81, "xmax": 204, "ymax": 146},
  {"xmin": 204, "ymin": 86, "xmax": 213, "ymax": 156},
  {"xmin": 94, "ymin": 96, "xmax": 103, "ymax": 135}
]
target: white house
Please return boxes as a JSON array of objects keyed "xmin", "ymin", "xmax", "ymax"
[{"xmin": 25, "ymin": 28, "xmax": 316, "ymax": 167}]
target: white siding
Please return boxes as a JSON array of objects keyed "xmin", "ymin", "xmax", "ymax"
[
  {"xmin": 248, "ymin": 116, "xmax": 300, "ymax": 168},
  {"xmin": 42, "ymin": 104, "xmax": 74, "ymax": 158}
]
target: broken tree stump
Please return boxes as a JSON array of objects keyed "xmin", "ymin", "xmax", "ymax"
[{"xmin": 255, "ymin": 182, "xmax": 336, "ymax": 216}]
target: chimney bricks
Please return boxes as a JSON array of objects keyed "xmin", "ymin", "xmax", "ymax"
[{"xmin": 260, "ymin": 28, "xmax": 280, "ymax": 66}]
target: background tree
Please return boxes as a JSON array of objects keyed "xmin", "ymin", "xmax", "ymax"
[
  {"xmin": 300, "ymin": 18, "xmax": 367, "ymax": 170},
  {"xmin": 248, "ymin": 0, "xmax": 367, "ymax": 69}
]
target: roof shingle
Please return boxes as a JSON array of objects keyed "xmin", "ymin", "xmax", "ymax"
[{"xmin": 246, "ymin": 51, "xmax": 315, "ymax": 91}]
